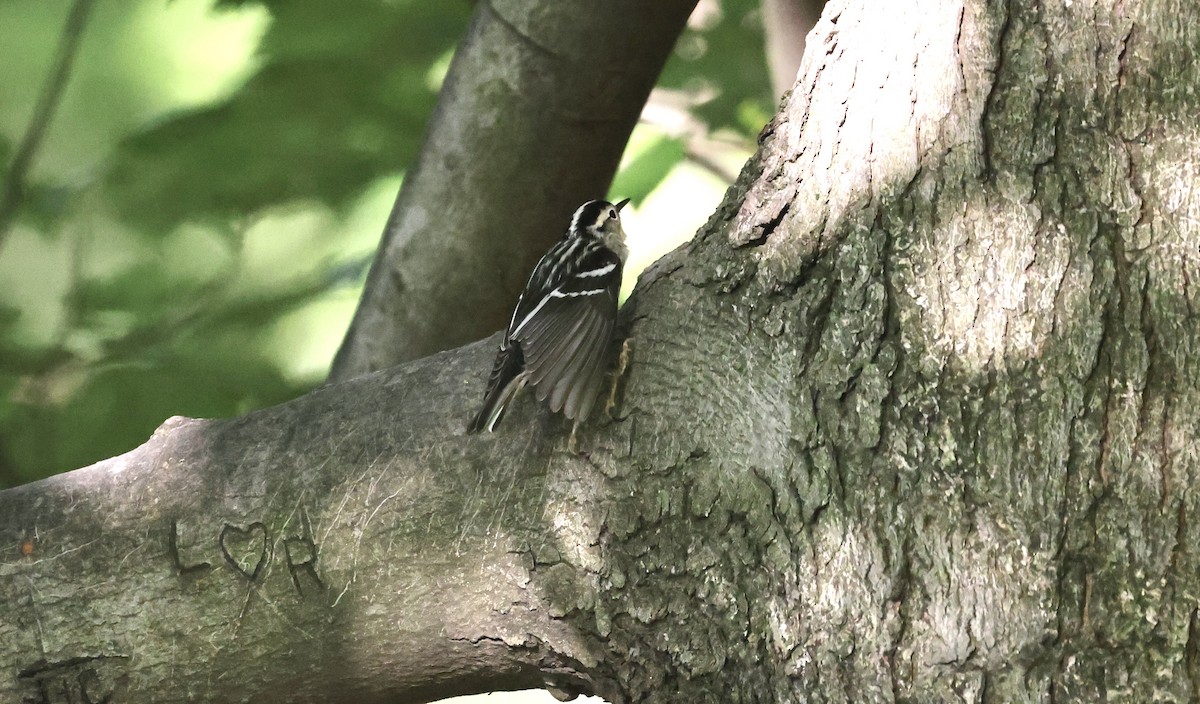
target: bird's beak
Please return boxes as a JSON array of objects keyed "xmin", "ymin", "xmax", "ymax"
[{"xmin": 615, "ymin": 198, "xmax": 631, "ymax": 213}]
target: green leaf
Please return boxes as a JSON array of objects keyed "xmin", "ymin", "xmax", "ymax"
[
  {"xmin": 71, "ymin": 263, "xmax": 176, "ymax": 320},
  {"xmin": 658, "ymin": 0, "xmax": 774, "ymax": 136},
  {"xmin": 610, "ymin": 135, "xmax": 686, "ymax": 206},
  {"xmin": 0, "ymin": 345, "xmax": 307, "ymax": 484},
  {"xmin": 0, "ymin": 304, "xmax": 74, "ymax": 376},
  {"xmin": 71, "ymin": 363, "xmax": 292, "ymax": 472},
  {"xmin": 104, "ymin": 0, "xmax": 471, "ymax": 233},
  {"xmin": 18, "ymin": 181, "xmax": 83, "ymax": 234}
]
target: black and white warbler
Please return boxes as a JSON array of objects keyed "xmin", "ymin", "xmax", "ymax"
[{"xmin": 467, "ymin": 198, "xmax": 630, "ymax": 433}]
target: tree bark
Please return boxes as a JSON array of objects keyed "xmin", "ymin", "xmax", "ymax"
[
  {"xmin": 1, "ymin": 349, "xmax": 619, "ymax": 703},
  {"xmin": 328, "ymin": 0, "xmax": 698, "ymax": 382},
  {"xmin": 4, "ymin": 0, "xmax": 1200, "ymax": 702}
]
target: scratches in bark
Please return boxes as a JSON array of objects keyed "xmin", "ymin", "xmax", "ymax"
[{"xmin": 484, "ymin": 1, "xmax": 563, "ymax": 60}]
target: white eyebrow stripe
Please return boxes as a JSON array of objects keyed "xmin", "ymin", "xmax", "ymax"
[
  {"xmin": 569, "ymin": 203, "xmax": 588, "ymax": 233},
  {"xmin": 575, "ymin": 263, "xmax": 615, "ymax": 278}
]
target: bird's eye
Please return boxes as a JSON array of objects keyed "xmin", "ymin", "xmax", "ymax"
[{"xmin": 608, "ymin": 209, "xmax": 618, "ymax": 220}]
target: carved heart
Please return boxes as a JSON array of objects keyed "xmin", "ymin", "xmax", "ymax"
[{"xmin": 219, "ymin": 522, "xmax": 269, "ymax": 582}]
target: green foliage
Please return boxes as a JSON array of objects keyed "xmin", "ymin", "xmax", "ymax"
[
  {"xmin": 107, "ymin": 0, "xmax": 468, "ymax": 233},
  {"xmin": 0, "ymin": 0, "xmax": 770, "ymax": 488},
  {"xmin": 659, "ymin": 0, "xmax": 776, "ymax": 135},
  {"xmin": 610, "ymin": 135, "xmax": 686, "ymax": 207}
]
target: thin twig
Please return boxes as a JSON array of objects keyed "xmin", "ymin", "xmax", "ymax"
[
  {"xmin": 0, "ymin": 0, "xmax": 96, "ymax": 250},
  {"xmin": 639, "ymin": 88, "xmax": 750, "ymax": 185},
  {"xmin": 685, "ymin": 146, "xmax": 742, "ymax": 184}
]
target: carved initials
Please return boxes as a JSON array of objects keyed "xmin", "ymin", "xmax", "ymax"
[
  {"xmin": 168, "ymin": 519, "xmax": 212, "ymax": 577},
  {"xmin": 18, "ymin": 656, "xmax": 128, "ymax": 704},
  {"xmin": 284, "ymin": 536, "xmax": 325, "ymax": 598},
  {"xmin": 219, "ymin": 522, "xmax": 270, "ymax": 582},
  {"xmin": 167, "ymin": 517, "xmax": 324, "ymax": 597}
]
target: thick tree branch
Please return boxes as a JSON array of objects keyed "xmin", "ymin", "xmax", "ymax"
[
  {"xmin": 329, "ymin": 0, "xmax": 698, "ymax": 382},
  {"xmin": 0, "ymin": 340, "xmax": 624, "ymax": 703}
]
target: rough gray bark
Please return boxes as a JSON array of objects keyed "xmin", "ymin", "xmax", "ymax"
[
  {"xmin": 328, "ymin": 0, "xmax": 697, "ymax": 382},
  {"xmin": 0, "ymin": 349, "xmax": 614, "ymax": 703},
  {"xmin": 3, "ymin": 0, "xmax": 1199, "ymax": 702}
]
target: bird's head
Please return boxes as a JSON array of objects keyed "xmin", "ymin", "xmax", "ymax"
[{"xmin": 570, "ymin": 197, "xmax": 630, "ymax": 259}]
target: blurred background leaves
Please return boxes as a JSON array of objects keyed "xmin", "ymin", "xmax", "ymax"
[{"xmin": 0, "ymin": 0, "xmax": 772, "ymax": 487}]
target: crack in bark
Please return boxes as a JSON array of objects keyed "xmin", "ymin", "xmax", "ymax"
[
  {"xmin": 1187, "ymin": 607, "xmax": 1200, "ymax": 697},
  {"xmin": 979, "ymin": 0, "xmax": 1012, "ymax": 180}
]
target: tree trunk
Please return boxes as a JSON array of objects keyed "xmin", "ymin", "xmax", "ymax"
[{"xmin": 3, "ymin": 0, "xmax": 1199, "ymax": 702}]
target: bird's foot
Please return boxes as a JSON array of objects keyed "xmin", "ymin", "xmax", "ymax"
[
  {"xmin": 604, "ymin": 337, "xmax": 634, "ymax": 419},
  {"xmin": 567, "ymin": 422, "xmax": 579, "ymax": 454}
]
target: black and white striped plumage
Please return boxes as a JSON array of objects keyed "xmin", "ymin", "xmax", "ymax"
[{"xmin": 467, "ymin": 198, "xmax": 629, "ymax": 433}]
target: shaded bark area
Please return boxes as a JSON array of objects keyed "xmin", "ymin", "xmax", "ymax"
[
  {"xmin": 0, "ymin": 344, "xmax": 622, "ymax": 703},
  {"xmin": 329, "ymin": 0, "xmax": 697, "ymax": 382},
  {"xmin": 3, "ymin": 0, "xmax": 1200, "ymax": 703}
]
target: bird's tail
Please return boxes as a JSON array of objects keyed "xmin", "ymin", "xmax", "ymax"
[{"xmin": 467, "ymin": 345, "xmax": 527, "ymax": 434}]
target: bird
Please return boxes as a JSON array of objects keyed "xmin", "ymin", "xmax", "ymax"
[{"xmin": 467, "ymin": 198, "xmax": 630, "ymax": 434}]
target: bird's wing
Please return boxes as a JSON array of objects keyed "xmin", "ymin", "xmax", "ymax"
[
  {"xmin": 511, "ymin": 249, "xmax": 621, "ymax": 421},
  {"xmin": 506, "ymin": 236, "xmax": 584, "ymax": 338},
  {"xmin": 466, "ymin": 343, "xmax": 527, "ymax": 434}
]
